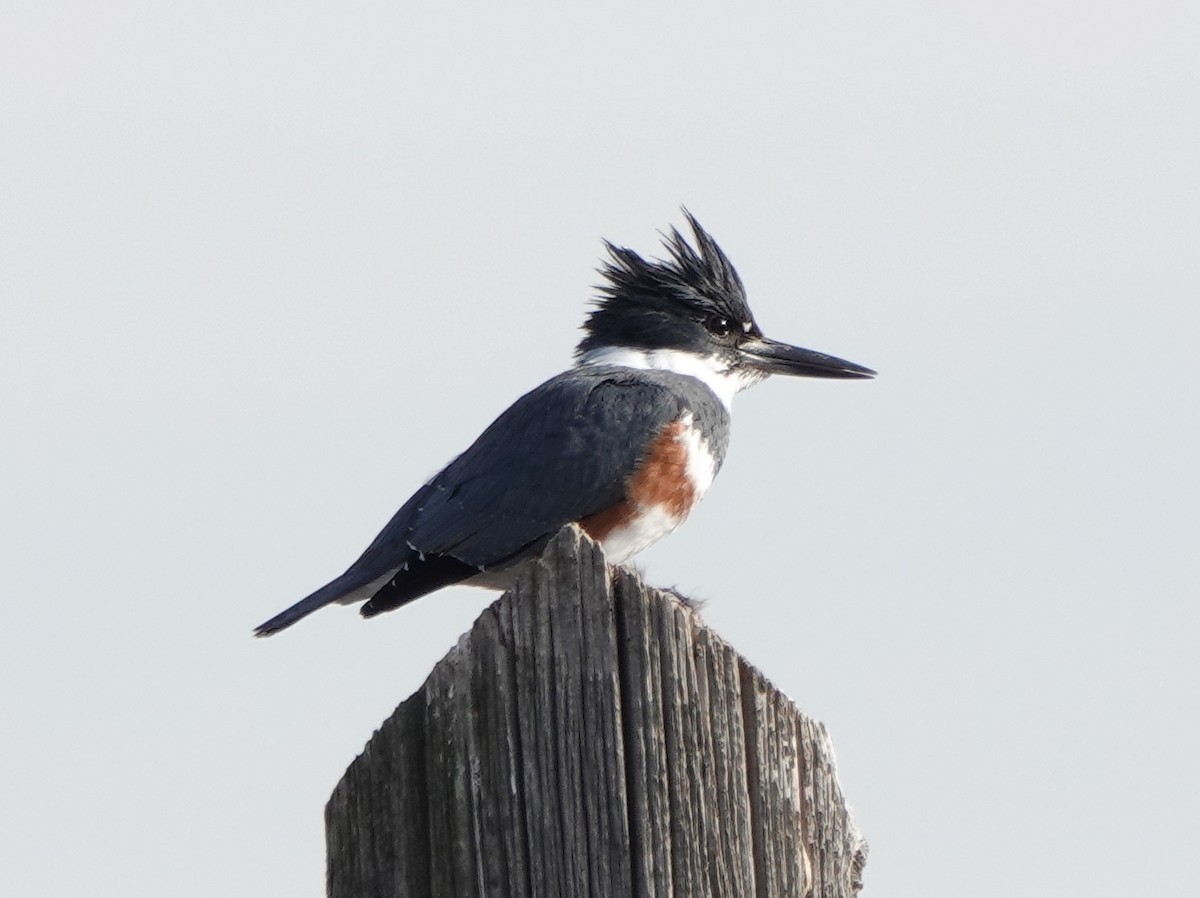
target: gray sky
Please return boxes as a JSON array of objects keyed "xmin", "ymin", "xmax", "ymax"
[{"xmin": 3, "ymin": 2, "xmax": 1197, "ymax": 895}]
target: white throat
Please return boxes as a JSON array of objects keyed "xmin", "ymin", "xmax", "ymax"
[{"xmin": 576, "ymin": 346, "xmax": 762, "ymax": 411}]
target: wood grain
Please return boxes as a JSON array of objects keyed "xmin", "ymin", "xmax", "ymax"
[{"xmin": 325, "ymin": 526, "xmax": 866, "ymax": 897}]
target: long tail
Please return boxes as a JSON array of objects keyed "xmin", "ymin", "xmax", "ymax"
[
  {"xmin": 253, "ymin": 568, "xmax": 391, "ymax": 637},
  {"xmin": 255, "ymin": 487, "xmax": 436, "ymax": 636},
  {"xmin": 253, "ymin": 553, "xmax": 480, "ymax": 636}
]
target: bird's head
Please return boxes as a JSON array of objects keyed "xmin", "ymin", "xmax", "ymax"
[{"xmin": 575, "ymin": 211, "xmax": 875, "ymax": 396}]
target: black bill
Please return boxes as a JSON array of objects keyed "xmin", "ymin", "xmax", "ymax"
[{"xmin": 739, "ymin": 337, "xmax": 876, "ymax": 379}]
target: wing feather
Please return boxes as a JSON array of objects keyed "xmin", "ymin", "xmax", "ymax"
[{"xmin": 406, "ymin": 366, "xmax": 707, "ymax": 567}]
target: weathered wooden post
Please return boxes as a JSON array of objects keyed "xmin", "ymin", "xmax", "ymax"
[{"xmin": 326, "ymin": 526, "xmax": 867, "ymax": 897}]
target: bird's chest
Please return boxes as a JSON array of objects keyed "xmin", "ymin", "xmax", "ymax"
[{"xmin": 580, "ymin": 412, "xmax": 720, "ymax": 564}]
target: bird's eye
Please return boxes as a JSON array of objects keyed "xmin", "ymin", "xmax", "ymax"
[{"xmin": 707, "ymin": 315, "xmax": 732, "ymax": 336}]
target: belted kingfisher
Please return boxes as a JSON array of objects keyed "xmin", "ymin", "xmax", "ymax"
[{"xmin": 255, "ymin": 212, "xmax": 874, "ymax": 636}]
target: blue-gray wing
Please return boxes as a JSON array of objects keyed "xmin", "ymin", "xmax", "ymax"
[
  {"xmin": 354, "ymin": 365, "xmax": 729, "ymax": 571},
  {"xmin": 253, "ymin": 365, "xmax": 731, "ymax": 635}
]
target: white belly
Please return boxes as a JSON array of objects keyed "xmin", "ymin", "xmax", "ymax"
[{"xmin": 598, "ymin": 504, "xmax": 686, "ymax": 564}]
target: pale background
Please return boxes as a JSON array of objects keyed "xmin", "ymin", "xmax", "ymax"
[{"xmin": 3, "ymin": 3, "xmax": 1197, "ymax": 896}]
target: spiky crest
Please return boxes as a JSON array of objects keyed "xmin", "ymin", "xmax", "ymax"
[{"xmin": 575, "ymin": 211, "xmax": 756, "ymax": 357}]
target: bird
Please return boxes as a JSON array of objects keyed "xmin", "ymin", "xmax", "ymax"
[{"xmin": 254, "ymin": 212, "xmax": 874, "ymax": 636}]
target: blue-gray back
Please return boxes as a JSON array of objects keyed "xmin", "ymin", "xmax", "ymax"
[{"xmin": 351, "ymin": 365, "xmax": 731, "ymax": 573}]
